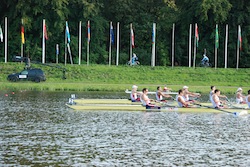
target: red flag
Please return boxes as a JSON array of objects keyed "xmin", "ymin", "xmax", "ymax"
[
  {"xmin": 195, "ymin": 24, "xmax": 199, "ymax": 47},
  {"xmin": 44, "ymin": 23, "xmax": 48, "ymax": 40},
  {"xmin": 238, "ymin": 25, "xmax": 242, "ymax": 51},
  {"xmin": 131, "ymin": 25, "xmax": 134, "ymax": 48}
]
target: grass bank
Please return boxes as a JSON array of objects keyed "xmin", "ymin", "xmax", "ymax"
[{"xmin": 0, "ymin": 62, "xmax": 249, "ymax": 94}]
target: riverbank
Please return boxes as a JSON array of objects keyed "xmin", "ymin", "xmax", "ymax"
[{"xmin": 0, "ymin": 62, "xmax": 249, "ymax": 94}]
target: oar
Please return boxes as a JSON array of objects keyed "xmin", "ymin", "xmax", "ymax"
[
  {"xmin": 194, "ymin": 103, "xmax": 248, "ymax": 116},
  {"xmin": 224, "ymin": 97, "xmax": 249, "ymax": 110}
]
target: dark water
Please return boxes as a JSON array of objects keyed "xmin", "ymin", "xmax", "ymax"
[{"xmin": 0, "ymin": 91, "xmax": 250, "ymax": 166}]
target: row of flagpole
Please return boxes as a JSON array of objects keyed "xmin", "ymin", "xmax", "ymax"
[
  {"xmin": 0, "ymin": 17, "xmax": 244, "ymax": 68},
  {"xmin": 0, "ymin": 17, "xmax": 8, "ymax": 63}
]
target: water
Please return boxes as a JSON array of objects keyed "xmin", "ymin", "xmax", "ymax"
[{"xmin": 0, "ymin": 91, "xmax": 250, "ymax": 166}]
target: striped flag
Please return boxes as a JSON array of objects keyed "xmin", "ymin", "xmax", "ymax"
[
  {"xmin": 238, "ymin": 25, "xmax": 242, "ymax": 51},
  {"xmin": 87, "ymin": 21, "xmax": 90, "ymax": 43},
  {"xmin": 0, "ymin": 25, "xmax": 3, "ymax": 42},
  {"xmin": 44, "ymin": 23, "xmax": 48, "ymax": 40},
  {"xmin": 110, "ymin": 22, "xmax": 114, "ymax": 45},
  {"xmin": 195, "ymin": 24, "xmax": 199, "ymax": 47},
  {"xmin": 21, "ymin": 23, "xmax": 25, "ymax": 44},
  {"xmin": 215, "ymin": 24, "xmax": 219, "ymax": 49},
  {"xmin": 131, "ymin": 25, "xmax": 134, "ymax": 48},
  {"xmin": 152, "ymin": 24, "xmax": 155, "ymax": 44},
  {"xmin": 65, "ymin": 21, "xmax": 71, "ymax": 43}
]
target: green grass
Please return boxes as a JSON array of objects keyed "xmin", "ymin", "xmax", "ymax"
[{"xmin": 0, "ymin": 62, "xmax": 250, "ymax": 94}]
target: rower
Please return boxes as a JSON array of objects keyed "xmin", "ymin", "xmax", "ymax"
[
  {"xmin": 130, "ymin": 85, "xmax": 141, "ymax": 102},
  {"xmin": 246, "ymin": 90, "xmax": 250, "ymax": 108},
  {"xmin": 163, "ymin": 85, "xmax": 172, "ymax": 92},
  {"xmin": 155, "ymin": 86, "xmax": 172, "ymax": 102},
  {"xmin": 209, "ymin": 86, "xmax": 227, "ymax": 102},
  {"xmin": 236, "ymin": 87, "xmax": 246, "ymax": 104},
  {"xmin": 177, "ymin": 89, "xmax": 191, "ymax": 107},
  {"xmin": 211, "ymin": 89, "xmax": 226, "ymax": 109},
  {"xmin": 182, "ymin": 85, "xmax": 201, "ymax": 102},
  {"xmin": 141, "ymin": 88, "xmax": 160, "ymax": 109}
]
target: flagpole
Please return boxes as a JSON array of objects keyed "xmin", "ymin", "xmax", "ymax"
[
  {"xmin": 109, "ymin": 22, "xmax": 112, "ymax": 66},
  {"xmin": 87, "ymin": 20, "xmax": 90, "ymax": 66},
  {"xmin": 4, "ymin": 17, "xmax": 7, "ymax": 63},
  {"xmin": 116, "ymin": 22, "xmax": 120, "ymax": 66},
  {"xmin": 171, "ymin": 23, "xmax": 175, "ymax": 68},
  {"xmin": 224, "ymin": 24, "xmax": 228, "ymax": 68},
  {"xmin": 42, "ymin": 19, "xmax": 45, "ymax": 64},
  {"xmin": 152, "ymin": 23, "xmax": 156, "ymax": 67},
  {"xmin": 130, "ymin": 23, "xmax": 133, "ymax": 65},
  {"xmin": 236, "ymin": 25, "xmax": 240, "ymax": 70},
  {"xmin": 64, "ymin": 22, "xmax": 67, "ymax": 66},
  {"xmin": 193, "ymin": 23, "xmax": 197, "ymax": 68},
  {"xmin": 56, "ymin": 44, "xmax": 59, "ymax": 64},
  {"xmin": 189, "ymin": 24, "xmax": 192, "ymax": 67},
  {"xmin": 79, "ymin": 21, "xmax": 82, "ymax": 65},
  {"xmin": 214, "ymin": 24, "xmax": 218, "ymax": 69},
  {"xmin": 21, "ymin": 19, "xmax": 23, "ymax": 59}
]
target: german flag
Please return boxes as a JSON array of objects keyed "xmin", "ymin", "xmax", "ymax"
[{"xmin": 21, "ymin": 23, "xmax": 25, "ymax": 44}]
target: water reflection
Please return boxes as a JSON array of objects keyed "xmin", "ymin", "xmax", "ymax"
[{"xmin": 0, "ymin": 91, "xmax": 249, "ymax": 166}]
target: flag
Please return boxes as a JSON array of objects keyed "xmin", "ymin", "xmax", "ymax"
[
  {"xmin": 87, "ymin": 21, "xmax": 90, "ymax": 43},
  {"xmin": 195, "ymin": 24, "xmax": 199, "ymax": 47},
  {"xmin": 0, "ymin": 25, "xmax": 3, "ymax": 42},
  {"xmin": 110, "ymin": 22, "xmax": 114, "ymax": 45},
  {"xmin": 65, "ymin": 21, "xmax": 71, "ymax": 43},
  {"xmin": 131, "ymin": 25, "xmax": 134, "ymax": 48},
  {"xmin": 21, "ymin": 23, "xmax": 25, "ymax": 44},
  {"xmin": 44, "ymin": 23, "xmax": 48, "ymax": 40},
  {"xmin": 215, "ymin": 24, "xmax": 219, "ymax": 49},
  {"xmin": 238, "ymin": 25, "xmax": 242, "ymax": 51},
  {"xmin": 152, "ymin": 24, "xmax": 155, "ymax": 44}
]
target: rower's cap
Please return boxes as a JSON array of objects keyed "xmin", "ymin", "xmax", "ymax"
[
  {"xmin": 132, "ymin": 85, "xmax": 138, "ymax": 89},
  {"xmin": 183, "ymin": 86, "xmax": 189, "ymax": 89},
  {"xmin": 237, "ymin": 87, "xmax": 242, "ymax": 92},
  {"xmin": 163, "ymin": 86, "xmax": 167, "ymax": 90}
]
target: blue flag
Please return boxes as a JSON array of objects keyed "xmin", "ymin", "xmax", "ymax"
[
  {"xmin": 110, "ymin": 23, "xmax": 114, "ymax": 45},
  {"xmin": 66, "ymin": 21, "xmax": 71, "ymax": 43}
]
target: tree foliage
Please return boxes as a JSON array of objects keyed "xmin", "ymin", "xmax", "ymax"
[{"xmin": 0, "ymin": 0, "xmax": 250, "ymax": 67}]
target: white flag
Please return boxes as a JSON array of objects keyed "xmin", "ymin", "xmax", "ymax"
[{"xmin": 0, "ymin": 25, "xmax": 3, "ymax": 42}]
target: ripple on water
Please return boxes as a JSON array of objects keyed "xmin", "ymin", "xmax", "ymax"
[{"xmin": 0, "ymin": 92, "xmax": 250, "ymax": 166}]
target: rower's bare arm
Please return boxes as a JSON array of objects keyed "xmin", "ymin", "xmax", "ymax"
[{"xmin": 219, "ymin": 95, "xmax": 227, "ymax": 98}]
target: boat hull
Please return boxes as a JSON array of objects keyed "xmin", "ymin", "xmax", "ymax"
[{"xmin": 66, "ymin": 103, "xmax": 248, "ymax": 114}]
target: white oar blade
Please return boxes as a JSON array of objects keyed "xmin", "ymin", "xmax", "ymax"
[{"xmin": 238, "ymin": 110, "xmax": 248, "ymax": 116}]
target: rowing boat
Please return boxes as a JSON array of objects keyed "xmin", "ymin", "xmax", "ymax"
[
  {"xmin": 125, "ymin": 89, "xmax": 178, "ymax": 95},
  {"xmin": 71, "ymin": 98, "xmax": 248, "ymax": 108},
  {"xmin": 66, "ymin": 102, "xmax": 248, "ymax": 114}
]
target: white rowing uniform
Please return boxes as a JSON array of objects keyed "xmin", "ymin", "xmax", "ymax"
[
  {"xmin": 209, "ymin": 90, "xmax": 213, "ymax": 102},
  {"xmin": 130, "ymin": 89, "xmax": 136, "ymax": 100},
  {"xmin": 246, "ymin": 95, "xmax": 250, "ymax": 108},
  {"xmin": 211, "ymin": 94, "xmax": 222, "ymax": 108},
  {"xmin": 183, "ymin": 94, "xmax": 189, "ymax": 101},
  {"xmin": 141, "ymin": 95, "xmax": 150, "ymax": 106},
  {"xmin": 236, "ymin": 96, "xmax": 244, "ymax": 104},
  {"xmin": 155, "ymin": 91, "xmax": 163, "ymax": 101},
  {"xmin": 176, "ymin": 95, "xmax": 185, "ymax": 107}
]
